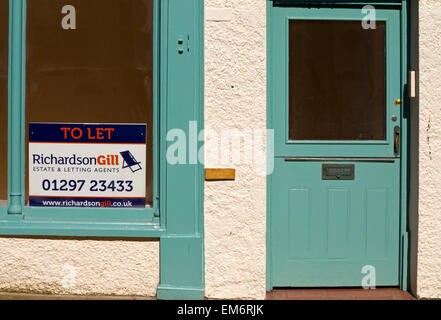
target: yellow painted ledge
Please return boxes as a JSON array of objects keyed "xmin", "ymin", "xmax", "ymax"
[{"xmin": 205, "ymin": 169, "xmax": 236, "ymax": 181}]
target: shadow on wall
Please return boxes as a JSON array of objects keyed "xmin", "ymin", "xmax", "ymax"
[{"xmin": 408, "ymin": 0, "xmax": 419, "ymax": 298}]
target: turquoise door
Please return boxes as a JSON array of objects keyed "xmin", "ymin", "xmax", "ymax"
[{"xmin": 269, "ymin": 5, "xmax": 402, "ymax": 287}]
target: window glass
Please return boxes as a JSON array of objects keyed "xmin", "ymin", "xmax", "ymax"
[
  {"xmin": 26, "ymin": 0, "xmax": 154, "ymax": 206},
  {"xmin": 289, "ymin": 20, "xmax": 386, "ymax": 141}
]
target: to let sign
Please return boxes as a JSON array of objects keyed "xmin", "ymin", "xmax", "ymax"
[{"xmin": 28, "ymin": 123, "xmax": 147, "ymax": 208}]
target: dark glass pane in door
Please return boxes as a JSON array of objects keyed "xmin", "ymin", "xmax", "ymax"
[{"xmin": 289, "ymin": 20, "xmax": 386, "ymax": 141}]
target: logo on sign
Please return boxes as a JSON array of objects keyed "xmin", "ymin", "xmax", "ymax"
[{"xmin": 120, "ymin": 151, "xmax": 142, "ymax": 173}]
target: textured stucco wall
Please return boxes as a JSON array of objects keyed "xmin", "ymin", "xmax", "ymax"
[
  {"xmin": 416, "ymin": 0, "xmax": 441, "ymax": 299},
  {"xmin": 0, "ymin": 238, "xmax": 159, "ymax": 296},
  {"xmin": 204, "ymin": 0, "xmax": 267, "ymax": 300},
  {"xmin": 3, "ymin": 0, "xmax": 441, "ymax": 301}
]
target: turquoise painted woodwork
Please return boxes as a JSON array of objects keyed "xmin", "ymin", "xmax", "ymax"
[
  {"xmin": 271, "ymin": 6, "xmax": 401, "ymax": 158},
  {"xmin": 271, "ymin": 159, "xmax": 400, "ymax": 286},
  {"xmin": 8, "ymin": 0, "xmax": 24, "ymax": 215},
  {"xmin": 0, "ymin": 0, "xmax": 204, "ymax": 239},
  {"xmin": 267, "ymin": 2, "xmax": 406, "ymax": 289},
  {"xmin": 1, "ymin": 0, "xmax": 161, "ymax": 232},
  {"xmin": 157, "ymin": 0, "xmax": 205, "ymax": 300},
  {"xmin": 399, "ymin": 0, "xmax": 409, "ymax": 291},
  {"xmin": 0, "ymin": 0, "xmax": 205, "ymax": 300}
]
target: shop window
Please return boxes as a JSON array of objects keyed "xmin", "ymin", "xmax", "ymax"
[
  {"xmin": 0, "ymin": 0, "xmax": 204, "ymax": 240},
  {"xmin": 26, "ymin": 0, "xmax": 154, "ymax": 207}
]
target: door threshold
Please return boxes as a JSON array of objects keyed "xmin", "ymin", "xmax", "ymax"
[{"xmin": 266, "ymin": 288, "xmax": 415, "ymax": 300}]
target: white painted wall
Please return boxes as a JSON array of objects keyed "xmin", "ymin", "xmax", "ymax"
[
  {"xmin": 204, "ymin": 0, "xmax": 267, "ymax": 300},
  {"xmin": 0, "ymin": 238, "xmax": 159, "ymax": 296},
  {"xmin": 416, "ymin": 0, "xmax": 441, "ymax": 300},
  {"xmin": 203, "ymin": 0, "xmax": 441, "ymax": 300}
]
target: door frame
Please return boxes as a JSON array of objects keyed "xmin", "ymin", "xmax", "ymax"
[{"xmin": 266, "ymin": 0, "xmax": 409, "ymax": 291}]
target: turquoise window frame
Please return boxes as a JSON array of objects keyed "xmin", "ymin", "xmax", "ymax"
[
  {"xmin": 0, "ymin": 0, "xmax": 162, "ymax": 236},
  {"xmin": 0, "ymin": 0, "xmax": 205, "ymax": 250}
]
